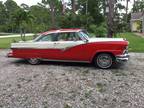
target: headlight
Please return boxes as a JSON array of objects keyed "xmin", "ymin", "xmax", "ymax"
[{"xmin": 123, "ymin": 46, "xmax": 128, "ymax": 54}]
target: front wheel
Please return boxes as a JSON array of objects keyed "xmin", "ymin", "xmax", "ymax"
[
  {"xmin": 27, "ymin": 58, "xmax": 40, "ymax": 65},
  {"xmin": 94, "ymin": 53, "xmax": 113, "ymax": 69}
]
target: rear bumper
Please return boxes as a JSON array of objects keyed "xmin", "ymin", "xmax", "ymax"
[
  {"xmin": 7, "ymin": 52, "xmax": 13, "ymax": 57},
  {"xmin": 116, "ymin": 54, "xmax": 129, "ymax": 62},
  {"xmin": 7, "ymin": 49, "xmax": 14, "ymax": 58}
]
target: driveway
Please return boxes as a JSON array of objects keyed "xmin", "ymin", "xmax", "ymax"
[{"xmin": 0, "ymin": 50, "xmax": 144, "ymax": 108}]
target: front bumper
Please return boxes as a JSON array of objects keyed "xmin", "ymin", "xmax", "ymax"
[{"xmin": 116, "ymin": 54, "xmax": 129, "ymax": 62}]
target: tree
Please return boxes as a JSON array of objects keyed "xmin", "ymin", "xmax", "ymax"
[
  {"xmin": 4, "ymin": 0, "xmax": 20, "ymax": 32},
  {"xmin": 132, "ymin": 0, "xmax": 144, "ymax": 12},
  {"xmin": 107, "ymin": 0, "xmax": 115, "ymax": 37},
  {"xmin": 0, "ymin": 0, "xmax": 131, "ymax": 35},
  {"xmin": 0, "ymin": 1, "xmax": 7, "ymax": 31},
  {"xmin": 113, "ymin": 1, "xmax": 125, "ymax": 33},
  {"xmin": 41, "ymin": 0, "xmax": 61, "ymax": 28},
  {"xmin": 12, "ymin": 9, "xmax": 35, "ymax": 40},
  {"xmin": 133, "ymin": 0, "xmax": 136, "ymax": 11},
  {"xmin": 125, "ymin": 0, "xmax": 130, "ymax": 23},
  {"xmin": 79, "ymin": 0, "xmax": 104, "ymax": 25},
  {"xmin": 71, "ymin": 0, "xmax": 77, "ymax": 13},
  {"xmin": 29, "ymin": 5, "xmax": 51, "ymax": 32}
]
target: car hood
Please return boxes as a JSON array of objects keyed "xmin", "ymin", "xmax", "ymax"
[{"xmin": 88, "ymin": 38, "xmax": 125, "ymax": 43}]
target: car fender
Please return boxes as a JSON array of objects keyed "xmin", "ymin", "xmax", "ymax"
[{"xmin": 90, "ymin": 49, "xmax": 123, "ymax": 62}]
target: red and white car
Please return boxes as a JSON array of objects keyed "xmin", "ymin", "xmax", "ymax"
[{"xmin": 8, "ymin": 29, "xmax": 129, "ymax": 69}]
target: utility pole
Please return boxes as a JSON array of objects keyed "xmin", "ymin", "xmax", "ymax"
[{"xmin": 106, "ymin": 0, "xmax": 115, "ymax": 38}]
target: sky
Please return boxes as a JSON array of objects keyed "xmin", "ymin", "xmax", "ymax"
[{"xmin": 0, "ymin": 0, "xmax": 134, "ymax": 12}]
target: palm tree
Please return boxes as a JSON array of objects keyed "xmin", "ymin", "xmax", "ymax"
[{"xmin": 13, "ymin": 9, "xmax": 35, "ymax": 41}]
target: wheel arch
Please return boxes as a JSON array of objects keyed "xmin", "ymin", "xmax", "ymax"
[{"xmin": 91, "ymin": 51, "xmax": 116, "ymax": 63}]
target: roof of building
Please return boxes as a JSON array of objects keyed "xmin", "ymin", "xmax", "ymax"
[
  {"xmin": 131, "ymin": 11, "xmax": 144, "ymax": 20},
  {"xmin": 40, "ymin": 28, "xmax": 82, "ymax": 35}
]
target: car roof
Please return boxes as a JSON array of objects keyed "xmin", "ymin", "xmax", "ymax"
[{"xmin": 40, "ymin": 28, "xmax": 82, "ymax": 35}]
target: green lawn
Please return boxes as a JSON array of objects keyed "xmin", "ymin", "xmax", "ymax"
[
  {"xmin": 0, "ymin": 36, "xmax": 33, "ymax": 49},
  {"xmin": 117, "ymin": 33, "xmax": 144, "ymax": 52}
]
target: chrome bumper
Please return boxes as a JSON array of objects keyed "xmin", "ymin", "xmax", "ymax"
[
  {"xmin": 116, "ymin": 54, "xmax": 129, "ymax": 62},
  {"xmin": 7, "ymin": 52, "xmax": 13, "ymax": 57}
]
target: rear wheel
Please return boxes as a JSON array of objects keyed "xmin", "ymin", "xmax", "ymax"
[
  {"xmin": 94, "ymin": 53, "xmax": 113, "ymax": 69},
  {"xmin": 27, "ymin": 58, "xmax": 40, "ymax": 65}
]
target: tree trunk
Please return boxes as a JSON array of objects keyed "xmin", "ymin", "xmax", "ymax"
[
  {"xmin": 126, "ymin": 0, "xmax": 129, "ymax": 23},
  {"xmin": 20, "ymin": 26, "xmax": 23, "ymax": 40},
  {"xmin": 107, "ymin": 0, "xmax": 115, "ymax": 38},
  {"xmin": 71, "ymin": 0, "xmax": 76, "ymax": 14},
  {"xmin": 103, "ymin": 0, "xmax": 106, "ymax": 15},
  {"xmin": 49, "ymin": 1, "xmax": 56, "ymax": 28},
  {"xmin": 61, "ymin": 0, "xmax": 66, "ymax": 14},
  {"xmin": 51, "ymin": 9, "xmax": 56, "ymax": 28},
  {"xmin": 133, "ymin": 0, "xmax": 136, "ymax": 12},
  {"xmin": 23, "ymin": 29, "xmax": 26, "ymax": 41}
]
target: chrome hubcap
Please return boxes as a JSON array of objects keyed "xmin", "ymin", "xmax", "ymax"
[
  {"xmin": 97, "ymin": 54, "xmax": 112, "ymax": 68},
  {"xmin": 28, "ymin": 58, "xmax": 39, "ymax": 64}
]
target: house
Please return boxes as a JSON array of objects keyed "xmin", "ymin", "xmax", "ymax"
[{"xmin": 131, "ymin": 12, "xmax": 144, "ymax": 33}]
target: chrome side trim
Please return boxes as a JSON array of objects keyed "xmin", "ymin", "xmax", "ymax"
[{"xmin": 41, "ymin": 59, "xmax": 90, "ymax": 63}]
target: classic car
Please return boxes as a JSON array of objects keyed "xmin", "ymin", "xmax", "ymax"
[{"xmin": 8, "ymin": 29, "xmax": 129, "ymax": 69}]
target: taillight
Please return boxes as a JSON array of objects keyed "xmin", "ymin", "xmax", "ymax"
[
  {"xmin": 9, "ymin": 49, "xmax": 13, "ymax": 54},
  {"xmin": 7, "ymin": 49, "xmax": 13, "ymax": 57}
]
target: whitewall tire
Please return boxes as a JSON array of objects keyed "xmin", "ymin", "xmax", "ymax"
[{"xmin": 95, "ymin": 53, "xmax": 113, "ymax": 69}]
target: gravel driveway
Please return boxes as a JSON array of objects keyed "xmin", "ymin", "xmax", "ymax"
[{"xmin": 0, "ymin": 50, "xmax": 144, "ymax": 108}]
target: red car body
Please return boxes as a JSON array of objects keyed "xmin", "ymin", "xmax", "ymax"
[{"xmin": 8, "ymin": 29, "xmax": 129, "ymax": 69}]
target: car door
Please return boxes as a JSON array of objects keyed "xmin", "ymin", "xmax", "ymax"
[
  {"xmin": 53, "ymin": 32, "xmax": 86, "ymax": 61},
  {"xmin": 34, "ymin": 33, "xmax": 60, "ymax": 59}
]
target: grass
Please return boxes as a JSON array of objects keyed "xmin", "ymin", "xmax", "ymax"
[
  {"xmin": 117, "ymin": 33, "xmax": 144, "ymax": 52},
  {"xmin": 0, "ymin": 36, "xmax": 33, "ymax": 49}
]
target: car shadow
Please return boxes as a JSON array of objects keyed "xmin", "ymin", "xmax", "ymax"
[
  {"xmin": 11, "ymin": 59, "xmax": 125, "ymax": 69},
  {"xmin": 12, "ymin": 59, "xmax": 93, "ymax": 67}
]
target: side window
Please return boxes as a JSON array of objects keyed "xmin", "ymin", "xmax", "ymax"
[
  {"xmin": 58, "ymin": 32, "xmax": 82, "ymax": 41},
  {"xmin": 35, "ymin": 33, "xmax": 58, "ymax": 42},
  {"xmin": 58, "ymin": 33, "xmax": 68, "ymax": 41},
  {"xmin": 40, "ymin": 35, "xmax": 51, "ymax": 41}
]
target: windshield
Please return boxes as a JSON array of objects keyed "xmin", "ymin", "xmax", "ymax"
[{"xmin": 78, "ymin": 31, "xmax": 89, "ymax": 41}]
